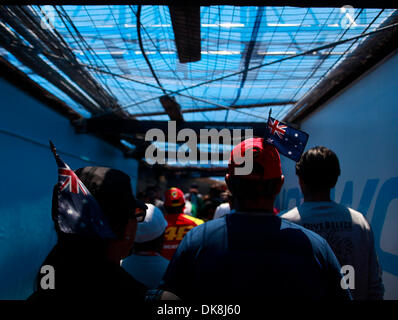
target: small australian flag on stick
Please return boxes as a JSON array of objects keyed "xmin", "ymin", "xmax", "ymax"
[
  {"xmin": 264, "ymin": 111, "xmax": 309, "ymax": 162},
  {"xmin": 49, "ymin": 141, "xmax": 115, "ymax": 238}
]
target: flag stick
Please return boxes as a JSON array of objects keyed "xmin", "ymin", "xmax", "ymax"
[{"xmin": 49, "ymin": 140, "xmax": 60, "ymax": 161}]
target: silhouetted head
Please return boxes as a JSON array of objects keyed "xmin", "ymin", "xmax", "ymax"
[
  {"xmin": 145, "ymin": 185, "xmax": 162, "ymax": 203},
  {"xmin": 52, "ymin": 166, "xmax": 147, "ymax": 260},
  {"xmin": 225, "ymin": 137, "xmax": 284, "ymax": 211},
  {"xmin": 164, "ymin": 187, "xmax": 185, "ymax": 214},
  {"xmin": 132, "ymin": 204, "xmax": 168, "ymax": 254},
  {"xmin": 296, "ymin": 146, "xmax": 341, "ymax": 194}
]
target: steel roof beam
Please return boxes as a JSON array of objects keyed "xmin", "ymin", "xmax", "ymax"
[
  {"xmin": 130, "ymin": 100, "xmax": 296, "ymax": 117},
  {"xmin": 159, "ymin": 95, "xmax": 184, "ymax": 122},
  {"xmin": 73, "ymin": 118, "xmax": 267, "ymax": 139},
  {"xmin": 168, "ymin": 6, "xmax": 201, "ymax": 63}
]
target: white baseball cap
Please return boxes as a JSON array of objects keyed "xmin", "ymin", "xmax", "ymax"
[{"xmin": 134, "ymin": 203, "xmax": 168, "ymax": 243}]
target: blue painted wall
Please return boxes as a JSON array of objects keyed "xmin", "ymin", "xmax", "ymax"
[
  {"xmin": 278, "ymin": 50, "xmax": 398, "ymax": 299},
  {"xmin": 0, "ymin": 77, "xmax": 139, "ymax": 299}
]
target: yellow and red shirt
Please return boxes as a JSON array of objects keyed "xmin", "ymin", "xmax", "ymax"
[{"xmin": 161, "ymin": 213, "xmax": 204, "ymax": 260}]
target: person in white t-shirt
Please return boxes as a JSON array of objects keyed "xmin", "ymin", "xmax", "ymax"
[
  {"xmin": 281, "ymin": 146, "xmax": 384, "ymax": 300},
  {"xmin": 213, "ymin": 202, "xmax": 231, "ymax": 219},
  {"xmin": 183, "ymin": 199, "xmax": 192, "ymax": 216},
  {"xmin": 121, "ymin": 203, "xmax": 169, "ymax": 289},
  {"xmin": 213, "ymin": 191, "xmax": 233, "ymax": 219}
]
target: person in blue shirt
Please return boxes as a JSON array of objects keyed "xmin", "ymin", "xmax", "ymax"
[{"xmin": 160, "ymin": 138, "xmax": 352, "ymax": 301}]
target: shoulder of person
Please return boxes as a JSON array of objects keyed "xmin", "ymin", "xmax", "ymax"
[
  {"xmin": 296, "ymin": 224, "xmax": 340, "ymax": 267},
  {"xmin": 220, "ymin": 202, "xmax": 230, "ymax": 209},
  {"xmin": 181, "ymin": 214, "xmax": 205, "ymax": 226},
  {"xmin": 281, "ymin": 217, "xmax": 330, "ymax": 248},
  {"xmin": 180, "ymin": 217, "xmax": 226, "ymax": 244},
  {"xmin": 344, "ymin": 205, "xmax": 372, "ymax": 230},
  {"xmin": 330, "ymin": 201, "xmax": 371, "ymax": 230},
  {"xmin": 112, "ymin": 263, "xmax": 149, "ymax": 297},
  {"xmin": 279, "ymin": 206, "xmax": 300, "ymax": 221}
]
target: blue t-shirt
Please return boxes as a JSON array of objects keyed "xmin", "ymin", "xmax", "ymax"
[
  {"xmin": 122, "ymin": 254, "xmax": 169, "ymax": 289},
  {"xmin": 161, "ymin": 212, "xmax": 351, "ymax": 301}
]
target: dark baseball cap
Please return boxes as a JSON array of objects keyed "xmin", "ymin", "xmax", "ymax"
[{"xmin": 74, "ymin": 167, "xmax": 147, "ymax": 217}]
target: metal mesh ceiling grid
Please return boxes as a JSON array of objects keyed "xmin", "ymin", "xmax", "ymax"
[{"xmin": 0, "ymin": 5, "xmax": 395, "ymax": 124}]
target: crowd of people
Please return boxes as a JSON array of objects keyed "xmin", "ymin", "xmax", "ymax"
[
  {"xmin": 138, "ymin": 182, "xmax": 231, "ymax": 222},
  {"xmin": 28, "ymin": 138, "xmax": 384, "ymax": 302}
]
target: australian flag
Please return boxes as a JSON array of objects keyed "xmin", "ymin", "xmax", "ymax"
[
  {"xmin": 264, "ymin": 117, "xmax": 309, "ymax": 162},
  {"xmin": 49, "ymin": 141, "xmax": 116, "ymax": 239}
]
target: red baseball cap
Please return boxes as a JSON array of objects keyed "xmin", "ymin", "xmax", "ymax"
[
  {"xmin": 228, "ymin": 137, "xmax": 282, "ymax": 180},
  {"xmin": 164, "ymin": 187, "xmax": 186, "ymax": 207}
]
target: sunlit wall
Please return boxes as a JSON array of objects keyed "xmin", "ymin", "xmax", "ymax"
[{"xmin": 278, "ymin": 50, "xmax": 398, "ymax": 299}]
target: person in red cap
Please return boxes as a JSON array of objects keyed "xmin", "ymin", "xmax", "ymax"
[
  {"xmin": 160, "ymin": 137, "xmax": 352, "ymax": 301},
  {"xmin": 161, "ymin": 187, "xmax": 204, "ymax": 260}
]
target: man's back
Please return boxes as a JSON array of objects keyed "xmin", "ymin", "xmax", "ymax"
[
  {"xmin": 281, "ymin": 201, "xmax": 384, "ymax": 300},
  {"xmin": 161, "ymin": 213, "xmax": 351, "ymax": 301}
]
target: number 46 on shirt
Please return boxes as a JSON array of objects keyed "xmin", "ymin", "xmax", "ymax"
[{"xmin": 164, "ymin": 225, "xmax": 194, "ymax": 241}]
